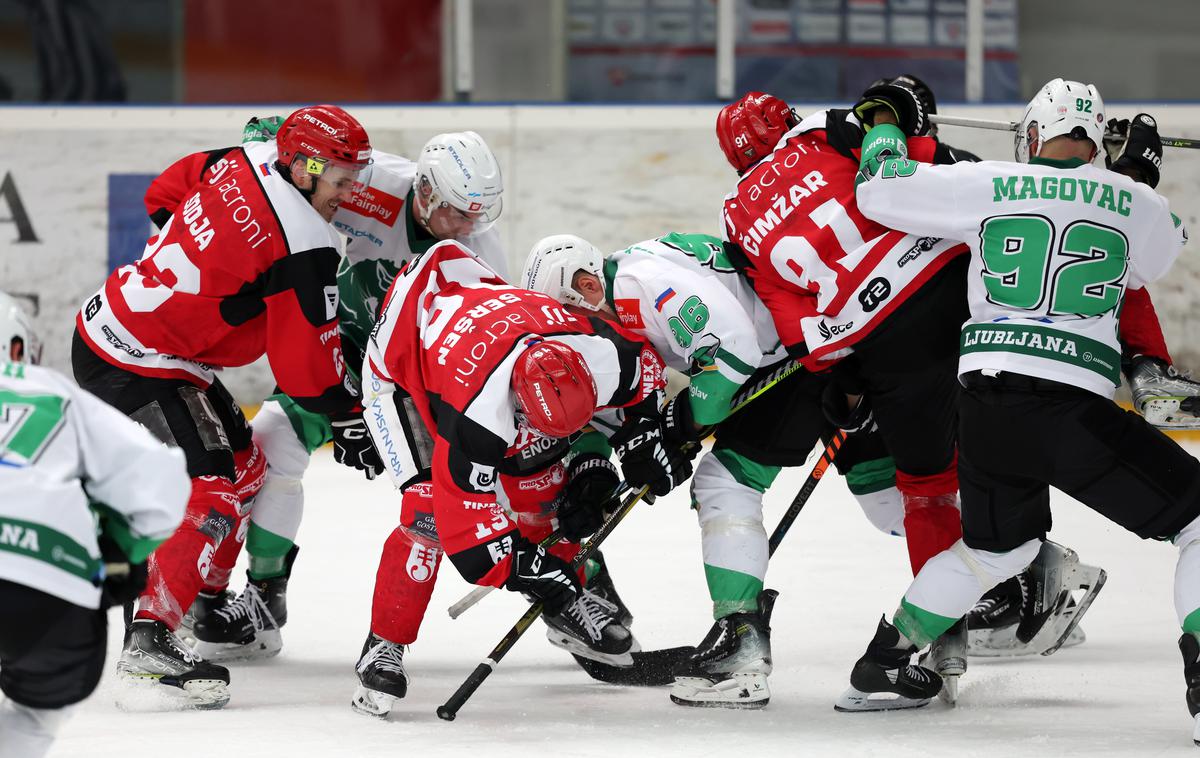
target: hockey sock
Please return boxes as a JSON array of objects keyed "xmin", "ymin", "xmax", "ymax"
[
  {"xmin": 136, "ymin": 475, "xmax": 240, "ymax": 629},
  {"xmin": 695, "ymin": 449, "xmax": 778, "ymax": 619},
  {"xmin": 896, "ymin": 538, "xmax": 1040, "ymax": 647},
  {"xmin": 897, "ymin": 463, "xmax": 962, "ymax": 575},
  {"xmin": 247, "ymin": 523, "xmax": 294, "ymax": 580},
  {"xmin": 371, "ymin": 526, "xmax": 442, "ymax": 645},
  {"xmin": 1173, "ymin": 514, "xmax": 1200, "ymax": 632},
  {"xmin": 200, "ymin": 442, "xmax": 265, "ymax": 593},
  {"xmin": 846, "ymin": 457, "xmax": 903, "ymax": 536}
]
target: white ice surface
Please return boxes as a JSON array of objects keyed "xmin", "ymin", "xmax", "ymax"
[{"xmin": 54, "ymin": 444, "xmax": 1200, "ymax": 757}]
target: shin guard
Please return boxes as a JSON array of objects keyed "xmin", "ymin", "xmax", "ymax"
[
  {"xmin": 202, "ymin": 442, "xmax": 267, "ymax": 593},
  {"xmin": 371, "ymin": 526, "xmax": 442, "ymax": 645},
  {"xmin": 137, "ymin": 475, "xmax": 240, "ymax": 629}
]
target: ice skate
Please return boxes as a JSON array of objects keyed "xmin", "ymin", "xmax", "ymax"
[
  {"xmin": 178, "ymin": 589, "xmax": 234, "ymax": 649},
  {"xmin": 193, "ymin": 547, "xmax": 295, "ymax": 662},
  {"xmin": 544, "ymin": 587, "xmax": 638, "ymax": 667},
  {"xmin": 115, "ymin": 619, "xmax": 231, "ymax": 711},
  {"xmin": 586, "ymin": 551, "xmax": 633, "ymax": 627},
  {"xmin": 351, "ymin": 633, "xmax": 409, "ymax": 719},
  {"xmin": 836, "ymin": 616, "xmax": 941, "ymax": 712},
  {"xmin": 926, "ymin": 618, "xmax": 966, "ymax": 705},
  {"xmin": 1016, "ymin": 541, "xmax": 1106, "ymax": 656},
  {"xmin": 670, "ymin": 589, "xmax": 776, "ymax": 709},
  {"xmin": 1131, "ymin": 358, "xmax": 1200, "ymax": 430}
]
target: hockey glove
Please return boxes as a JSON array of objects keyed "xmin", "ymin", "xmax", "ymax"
[
  {"xmin": 821, "ymin": 381, "xmax": 875, "ymax": 434},
  {"xmin": 662, "ymin": 394, "xmax": 709, "ymax": 446},
  {"xmin": 853, "ymin": 81, "xmax": 930, "ymax": 137},
  {"xmin": 242, "ymin": 115, "xmax": 284, "ymax": 144},
  {"xmin": 559, "ymin": 454, "xmax": 620, "ymax": 541},
  {"xmin": 97, "ymin": 534, "xmax": 148, "ymax": 609},
  {"xmin": 505, "ymin": 536, "xmax": 581, "ymax": 616},
  {"xmin": 610, "ymin": 416, "xmax": 694, "ymax": 497},
  {"xmin": 1105, "ymin": 113, "xmax": 1162, "ymax": 188},
  {"xmin": 331, "ymin": 413, "xmax": 384, "ymax": 480}
]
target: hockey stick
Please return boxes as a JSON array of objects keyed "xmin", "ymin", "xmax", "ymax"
[
  {"xmin": 436, "ymin": 484, "xmax": 651, "ymax": 721},
  {"xmin": 445, "ymin": 359, "xmax": 806, "ymax": 620},
  {"xmin": 767, "ymin": 429, "xmax": 846, "ymax": 556},
  {"xmin": 930, "ymin": 113, "xmax": 1200, "ymax": 150}
]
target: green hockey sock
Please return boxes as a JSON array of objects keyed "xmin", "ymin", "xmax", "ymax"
[{"xmin": 705, "ymin": 563, "xmax": 763, "ymax": 620}]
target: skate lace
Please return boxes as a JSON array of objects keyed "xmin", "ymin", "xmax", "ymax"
[
  {"xmin": 902, "ymin": 665, "xmax": 932, "ymax": 684},
  {"xmin": 213, "ymin": 585, "xmax": 272, "ymax": 630},
  {"xmin": 566, "ymin": 588, "xmax": 615, "ymax": 642},
  {"xmin": 159, "ymin": 627, "xmax": 202, "ymax": 666},
  {"xmin": 359, "ymin": 639, "xmax": 406, "ymax": 676},
  {"xmin": 968, "ymin": 596, "xmax": 999, "ymax": 616}
]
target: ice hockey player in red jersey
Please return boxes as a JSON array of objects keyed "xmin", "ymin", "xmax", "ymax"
[
  {"xmin": 349, "ymin": 240, "xmax": 690, "ymax": 717},
  {"xmin": 71, "ymin": 104, "xmax": 376, "ymax": 709}
]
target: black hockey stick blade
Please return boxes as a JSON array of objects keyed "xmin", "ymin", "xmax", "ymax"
[{"xmin": 571, "ymin": 646, "xmax": 697, "ymax": 687}]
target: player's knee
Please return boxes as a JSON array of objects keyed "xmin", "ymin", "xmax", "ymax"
[
  {"xmin": 952, "ymin": 537, "xmax": 1040, "ymax": 588},
  {"xmin": 252, "ymin": 411, "xmax": 312, "ymax": 481},
  {"xmin": 699, "ymin": 512, "xmax": 768, "ymax": 543}
]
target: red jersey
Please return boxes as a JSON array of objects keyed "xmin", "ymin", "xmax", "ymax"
[
  {"xmin": 721, "ymin": 108, "xmax": 968, "ymax": 367},
  {"xmin": 77, "ymin": 141, "xmax": 357, "ymax": 414},
  {"xmin": 364, "ymin": 241, "xmax": 665, "ymax": 587}
]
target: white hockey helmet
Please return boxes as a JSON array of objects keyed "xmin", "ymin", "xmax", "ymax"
[
  {"xmin": 0, "ymin": 291, "xmax": 41, "ymax": 365},
  {"xmin": 1015, "ymin": 78, "xmax": 1106, "ymax": 163},
  {"xmin": 413, "ymin": 131, "xmax": 503, "ymax": 236},
  {"xmin": 522, "ymin": 234, "xmax": 606, "ymax": 311}
]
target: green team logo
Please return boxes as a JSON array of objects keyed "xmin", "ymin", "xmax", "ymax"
[
  {"xmin": 0, "ymin": 390, "xmax": 66, "ymax": 466},
  {"xmin": 659, "ymin": 233, "xmax": 736, "ymax": 273}
]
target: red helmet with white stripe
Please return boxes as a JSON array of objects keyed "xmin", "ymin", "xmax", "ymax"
[{"xmin": 512, "ymin": 339, "xmax": 597, "ymax": 438}]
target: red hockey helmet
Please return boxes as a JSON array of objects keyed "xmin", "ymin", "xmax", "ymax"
[
  {"xmin": 512, "ymin": 339, "xmax": 597, "ymax": 439},
  {"xmin": 276, "ymin": 104, "xmax": 373, "ymax": 185},
  {"xmin": 716, "ymin": 91, "xmax": 799, "ymax": 174}
]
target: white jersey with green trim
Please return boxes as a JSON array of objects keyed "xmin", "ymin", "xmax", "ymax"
[
  {"xmin": 857, "ymin": 156, "xmax": 1187, "ymax": 398},
  {"xmin": 605, "ymin": 233, "xmax": 787, "ymax": 423},
  {"xmin": 0, "ymin": 363, "xmax": 189, "ymax": 608},
  {"xmin": 332, "ymin": 149, "xmax": 508, "ymax": 277}
]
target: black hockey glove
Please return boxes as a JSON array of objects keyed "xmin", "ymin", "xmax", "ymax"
[
  {"xmin": 610, "ymin": 416, "xmax": 694, "ymax": 497},
  {"xmin": 1105, "ymin": 113, "xmax": 1162, "ymax": 188},
  {"xmin": 820, "ymin": 381, "xmax": 875, "ymax": 434},
  {"xmin": 330, "ymin": 412, "xmax": 384, "ymax": 480},
  {"xmin": 504, "ymin": 536, "xmax": 581, "ymax": 616},
  {"xmin": 853, "ymin": 81, "xmax": 930, "ymax": 137},
  {"xmin": 662, "ymin": 394, "xmax": 709, "ymax": 447},
  {"xmin": 97, "ymin": 534, "xmax": 148, "ymax": 609},
  {"xmin": 558, "ymin": 454, "xmax": 620, "ymax": 541}
]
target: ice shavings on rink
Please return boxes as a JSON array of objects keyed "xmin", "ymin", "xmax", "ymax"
[{"xmin": 54, "ymin": 443, "xmax": 1200, "ymax": 757}]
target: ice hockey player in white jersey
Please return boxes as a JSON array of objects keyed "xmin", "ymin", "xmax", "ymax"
[
  {"xmin": 190, "ymin": 125, "xmax": 507, "ymax": 662},
  {"xmin": 523, "ymin": 232, "xmax": 906, "ymax": 707},
  {"xmin": 836, "ymin": 79, "xmax": 1200, "ymax": 736},
  {"xmin": 0, "ymin": 298, "xmax": 191, "ymax": 758}
]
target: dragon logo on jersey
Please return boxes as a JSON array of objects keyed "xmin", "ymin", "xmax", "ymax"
[{"xmin": 406, "ymin": 541, "xmax": 439, "ymax": 583}]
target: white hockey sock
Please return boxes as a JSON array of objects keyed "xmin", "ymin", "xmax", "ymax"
[
  {"xmin": 693, "ymin": 452, "xmax": 771, "ymax": 615},
  {"xmin": 854, "ymin": 486, "xmax": 905, "ymax": 536},
  {"xmin": 1173, "ymin": 514, "xmax": 1200, "ymax": 632},
  {"xmin": 898, "ymin": 538, "xmax": 1039, "ymax": 645},
  {"xmin": 0, "ymin": 698, "xmax": 72, "ymax": 758}
]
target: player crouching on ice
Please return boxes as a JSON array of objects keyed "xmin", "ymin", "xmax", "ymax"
[
  {"xmin": 349, "ymin": 241, "xmax": 693, "ymax": 717},
  {"xmin": 836, "ymin": 78, "xmax": 1200, "ymax": 738}
]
